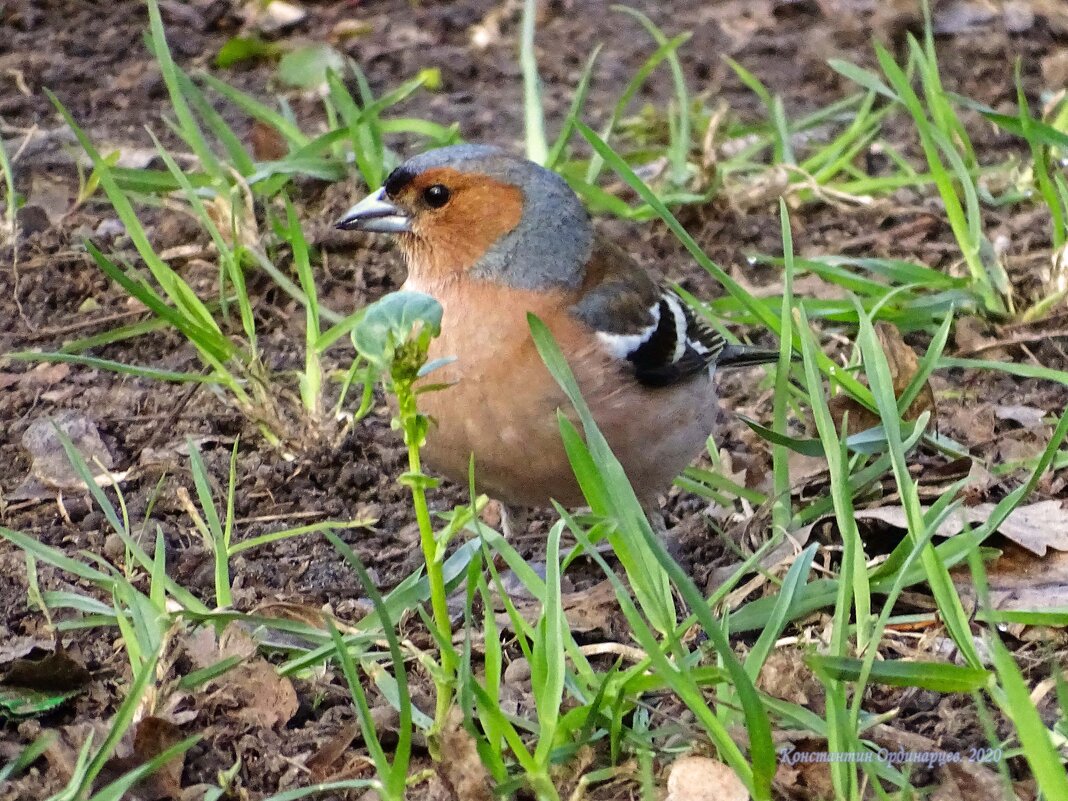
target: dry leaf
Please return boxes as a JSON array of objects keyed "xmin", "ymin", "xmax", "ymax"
[
  {"xmin": 0, "ymin": 636, "xmax": 54, "ymax": 664},
  {"xmin": 43, "ymin": 722, "xmax": 109, "ymax": 787},
  {"xmin": 787, "ymin": 449, "xmax": 830, "ymax": 486},
  {"xmin": 27, "ymin": 170, "xmax": 74, "ymax": 224},
  {"xmin": 666, "ymin": 755, "xmax": 748, "ymax": 801},
  {"xmin": 871, "ymin": 724, "xmax": 1003, "ymax": 801},
  {"xmin": 773, "ymin": 737, "xmax": 838, "ymax": 799},
  {"xmin": 223, "ymin": 660, "xmax": 299, "ymax": 728},
  {"xmin": 247, "ymin": 602, "xmax": 354, "ymax": 650},
  {"xmin": 9, "ymin": 411, "xmax": 124, "ymax": 501},
  {"xmin": 953, "ymin": 316, "xmax": 1007, "ymax": 359},
  {"xmin": 249, "ymin": 120, "xmax": 287, "ymax": 161},
  {"xmin": 828, "ymin": 322, "xmax": 936, "ymax": 435},
  {"xmin": 251, "ymin": 601, "xmax": 334, "ymax": 628},
  {"xmin": 94, "ymin": 716, "xmax": 186, "ymax": 800},
  {"xmin": 994, "ymin": 404, "xmax": 1047, "ymax": 429},
  {"xmin": 306, "ymin": 722, "xmax": 361, "ymax": 782},
  {"xmin": 855, "ymin": 499, "xmax": 1068, "ymax": 557},
  {"xmin": 436, "ymin": 708, "xmax": 494, "ymax": 801},
  {"xmin": 945, "ymin": 401, "xmax": 995, "ymax": 446},
  {"xmin": 997, "ymin": 430, "xmax": 1049, "ymax": 464},
  {"xmin": 495, "ymin": 579, "xmax": 624, "ymax": 639},
  {"xmin": 0, "ymin": 364, "xmax": 71, "ymax": 392},
  {"xmin": 961, "ymin": 544, "xmax": 1068, "ymax": 614},
  {"xmin": 1, "ymin": 647, "xmax": 92, "ymax": 692},
  {"xmin": 255, "ymin": 0, "xmax": 306, "ymax": 34},
  {"xmin": 755, "ymin": 650, "xmax": 823, "ymax": 710},
  {"xmin": 184, "ymin": 624, "xmax": 298, "ymax": 730},
  {"xmin": 183, "ymin": 623, "xmax": 256, "ymax": 669},
  {"xmin": 132, "ymin": 716, "xmax": 184, "ymax": 796},
  {"xmin": 205, "ymin": 192, "xmax": 259, "ymax": 251}
]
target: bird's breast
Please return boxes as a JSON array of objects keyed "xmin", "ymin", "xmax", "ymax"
[{"xmin": 396, "ymin": 276, "xmax": 718, "ymax": 507}]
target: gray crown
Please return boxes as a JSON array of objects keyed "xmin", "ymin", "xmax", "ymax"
[{"xmin": 393, "ymin": 145, "xmax": 594, "ymax": 290}]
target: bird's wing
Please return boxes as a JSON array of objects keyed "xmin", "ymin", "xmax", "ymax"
[{"xmin": 569, "ymin": 235, "xmax": 726, "ymax": 388}]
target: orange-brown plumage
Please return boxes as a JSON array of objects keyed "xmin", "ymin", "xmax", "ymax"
[
  {"xmin": 392, "ymin": 167, "xmax": 524, "ymax": 279},
  {"xmin": 336, "ymin": 145, "xmax": 777, "ymax": 510}
]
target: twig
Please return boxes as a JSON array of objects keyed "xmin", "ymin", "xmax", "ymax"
[
  {"xmin": 22, "ymin": 309, "xmax": 152, "ymax": 342},
  {"xmin": 958, "ymin": 327, "xmax": 1068, "ymax": 357}
]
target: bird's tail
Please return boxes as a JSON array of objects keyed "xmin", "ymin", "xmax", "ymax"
[{"xmin": 717, "ymin": 343, "xmax": 783, "ymax": 368}]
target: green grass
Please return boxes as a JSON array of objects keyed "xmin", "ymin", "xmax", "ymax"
[
  {"xmin": 3, "ymin": 1, "xmax": 1068, "ymax": 799},
  {"xmin": 0, "ymin": 132, "xmax": 15, "ymax": 243}
]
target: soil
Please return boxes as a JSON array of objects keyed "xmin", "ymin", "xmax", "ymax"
[{"xmin": 1, "ymin": 1, "xmax": 1067, "ymax": 799}]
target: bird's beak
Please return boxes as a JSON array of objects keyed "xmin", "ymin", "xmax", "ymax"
[{"xmin": 335, "ymin": 188, "xmax": 412, "ymax": 233}]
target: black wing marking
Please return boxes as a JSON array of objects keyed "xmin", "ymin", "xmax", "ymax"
[
  {"xmin": 570, "ymin": 236, "xmax": 749, "ymax": 388},
  {"xmin": 620, "ymin": 289, "xmax": 726, "ymax": 387}
]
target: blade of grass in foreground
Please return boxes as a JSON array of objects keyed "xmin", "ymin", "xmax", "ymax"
[
  {"xmin": 968, "ymin": 548, "xmax": 1068, "ymax": 797},
  {"xmin": 78, "ymin": 651, "xmax": 161, "ymax": 796},
  {"xmin": 0, "ymin": 733, "xmax": 54, "ymax": 783},
  {"xmin": 284, "ymin": 195, "xmax": 322, "ymax": 416},
  {"xmin": 520, "ymin": 0, "xmax": 547, "ymax": 164},
  {"xmin": 277, "ymin": 539, "xmax": 481, "ymax": 677},
  {"xmin": 324, "ymin": 558, "xmax": 410, "ymax": 798},
  {"xmin": 259, "ymin": 780, "xmax": 377, "ymax": 801},
  {"xmin": 45, "ymin": 93, "xmax": 258, "ymax": 404},
  {"xmin": 88, "ymin": 737, "xmax": 199, "ymax": 801},
  {"xmin": 854, "ymin": 300, "xmax": 982, "ymax": 669},
  {"xmin": 145, "ymin": 0, "xmax": 221, "ymax": 178},
  {"xmin": 528, "ymin": 314, "xmax": 675, "ymax": 635},
  {"xmin": 797, "ymin": 304, "xmax": 864, "ymax": 798},
  {"xmin": 176, "ymin": 71, "xmax": 255, "ymax": 175},
  {"xmin": 0, "ymin": 133, "xmax": 14, "ymax": 238},
  {"xmin": 771, "ymin": 200, "xmax": 796, "ymax": 547},
  {"xmin": 582, "ymin": 33, "xmax": 691, "ymax": 186},
  {"xmin": 4, "ymin": 352, "xmax": 217, "ymax": 385},
  {"xmin": 531, "ymin": 522, "xmax": 565, "ymax": 769},
  {"xmin": 874, "ymin": 40, "xmax": 1007, "ymax": 316},
  {"xmin": 565, "ymin": 515, "xmax": 770, "ymax": 799},
  {"xmin": 146, "ymin": 129, "xmax": 257, "ymax": 351},
  {"xmin": 545, "ymin": 45, "xmax": 602, "ymax": 170},
  {"xmin": 808, "ymin": 655, "xmax": 991, "ymax": 693},
  {"xmin": 529, "ymin": 316, "xmax": 775, "ymax": 800}
]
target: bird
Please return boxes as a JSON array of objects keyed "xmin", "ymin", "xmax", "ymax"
[{"xmin": 336, "ymin": 144, "xmax": 779, "ymax": 511}]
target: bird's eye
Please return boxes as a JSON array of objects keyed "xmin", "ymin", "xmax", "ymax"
[{"xmin": 422, "ymin": 184, "xmax": 451, "ymax": 208}]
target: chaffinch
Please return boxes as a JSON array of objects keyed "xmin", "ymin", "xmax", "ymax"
[{"xmin": 337, "ymin": 145, "xmax": 777, "ymax": 509}]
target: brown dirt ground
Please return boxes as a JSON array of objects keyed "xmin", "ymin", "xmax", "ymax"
[{"xmin": 1, "ymin": 1, "xmax": 1067, "ymax": 799}]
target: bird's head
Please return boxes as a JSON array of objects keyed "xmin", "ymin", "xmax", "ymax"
[{"xmin": 336, "ymin": 145, "xmax": 593, "ymax": 290}]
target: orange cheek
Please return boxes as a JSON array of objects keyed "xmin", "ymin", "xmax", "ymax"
[{"xmin": 407, "ymin": 183, "xmax": 523, "ymax": 277}]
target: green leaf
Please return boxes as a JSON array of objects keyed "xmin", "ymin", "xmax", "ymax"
[
  {"xmin": 528, "ymin": 315, "xmax": 676, "ymax": 636},
  {"xmin": 215, "ymin": 35, "xmax": 283, "ymax": 68},
  {"xmin": 826, "ymin": 59, "xmax": 896, "ymax": 101},
  {"xmin": 0, "ymin": 686, "xmax": 81, "ymax": 717},
  {"xmin": 855, "ymin": 300, "xmax": 983, "ymax": 669},
  {"xmin": 352, "ymin": 291, "xmax": 443, "ymax": 368},
  {"xmin": 745, "ymin": 544, "xmax": 817, "ymax": 683},
  {"xmin": 520, "ymin": 0, "xmax": 547, "ymax": 163},
  {"xmin": 324, "ymin": 533, "xmax": 413, "ymax": 798},
  {"xmin": 277, "ymin": 44, "xmax": 346, "ymax": 89},
  {"xmin": 807, "ymin": 655, "xmax": 992, "ymax": 693},
  {"xmin": 739, "ymin": 415, "xmax": 824, "ymax": 456},
  {"xmin": 741, "ymin": 414, "xmax": 928, "ymax": 456},
  {"xmin": 545, "ymin": 46, "xmax": 602, "ymax": 169}
]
